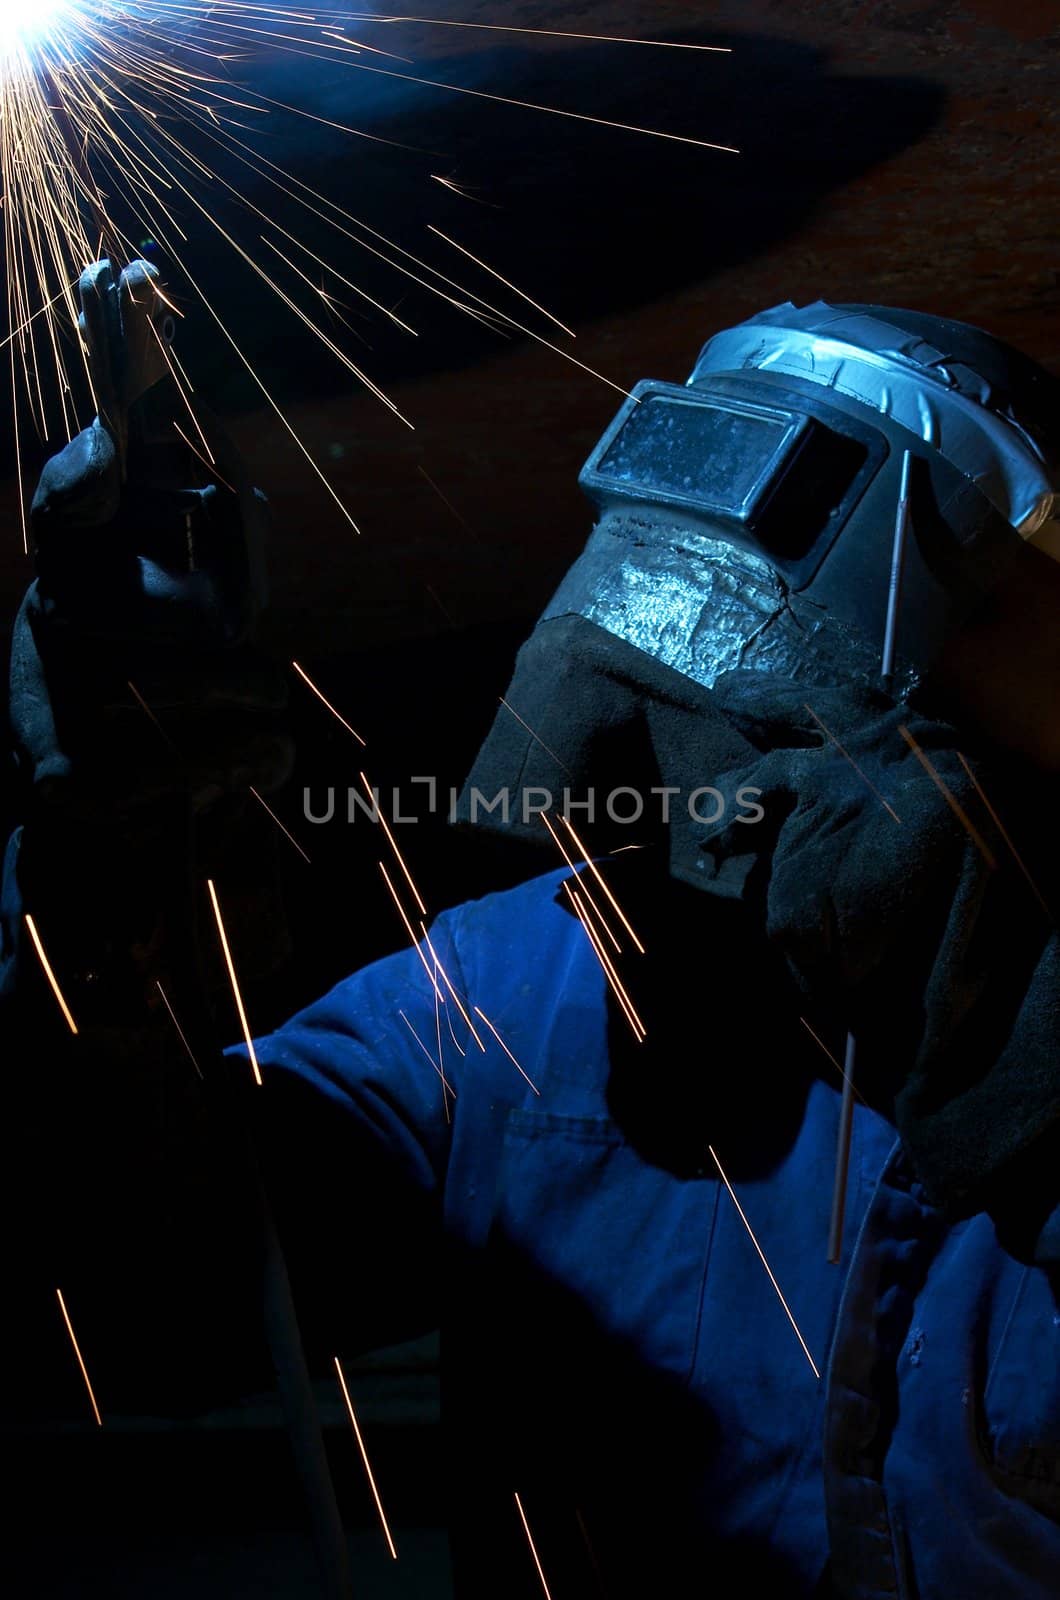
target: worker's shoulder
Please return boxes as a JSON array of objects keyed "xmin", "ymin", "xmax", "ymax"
[
  {"xmin": 439, "ymin": 865, "xmax": 599, "ymax": 995},
  {"xmin": 440, "ymin": 867, "xmax": 610, "ymax": 1087},
  {"xmin": 445, "ymin": 865, "xmax": 585, "ymax": 947}
]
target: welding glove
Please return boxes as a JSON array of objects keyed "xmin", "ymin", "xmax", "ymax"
[
  {"xmin": 9, "ymin": 259, "xmax": 293, "ymax": 821},
  {"xmin": 5, "ymin": 259, "xmax": 294, "ymax": 1024},
  {"xmin": 1, "ymin": 263, "xmax": 304, "ymax": 1422},
  {"xmin": 692, "ymin": 669, "xmax": 1060, "ymax": 1260}
]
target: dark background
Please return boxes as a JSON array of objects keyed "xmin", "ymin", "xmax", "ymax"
[{"xmin": 2, "ymin": 2, "xmax": 1058, "ymax": 1594}]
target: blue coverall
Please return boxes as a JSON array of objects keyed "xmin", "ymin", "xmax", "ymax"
[{"xmin": 231, "ymin": 864, "xmax": 1060, "ymax": 1600}]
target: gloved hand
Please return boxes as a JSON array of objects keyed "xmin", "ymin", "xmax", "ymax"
[
  {"xmin": 696, "ymin": 668, "xmax": 1060, "ymax": 1255},
  {"xmin": 1, "ymin": 263, "xmax": 303, "ymax": 1428},
  {"xmin": 9, "ymin": 258, "xmax": 293, "ymax": 822},
  {"xmin": 4, "ymin": 258, "xmax": 297, "ymax": 1029}
]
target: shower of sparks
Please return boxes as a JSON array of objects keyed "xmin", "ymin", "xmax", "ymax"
[
  {"xmin": 1, "ymin": 6, "xmax": 350, "ymax": 533},
  {"xmin": 56, "ymin": 1287, "xmax": 103, "ymax": 1426},
  {"xmin": 707, "ymin": 1145, "xmax": 820, "ymax": 1380},
  {"xmin": 559, "ymin": 816, "xmax": 645, "ymax": 954},
  {"xmin": 292, "ymin": 661, "xmax": 366, "ymax": 745},
  {"xmin": 897, "ymin": 725, "xmax": 997, "ymax": 870},
  {"xmin": 955, "ymin": 753, "xmax": 1053, "ymax": 921},
  {"xmin": 803, "ymin": 704, "xmax": 903, "ymax": 826},
  {"xmin": 472, "ymin": 1005, "xmax": 540, "ymax": 1095},
  {"xmin": 563, "ymin": 879, "xmax": 646, "ymax": 1041},
  {"xmin": 334, "ymin": 1354, "xmax": 399, "ymax": 1561},
  {"xmin": 24, "ymin": 913, "xmax": 78, "ymax": 1033},
  {"xmin": 156, "ymin": 978, "xmax": 204, "ymax": 1078},
  {"xmin": 206, "ymin": 877, "xmax": 262, "ymax": 1085},
  {"xmin": 514, "ymin": 1492, "xmax": 554, "ymax": 1600},
  {"xmin": 250, "ymin": 785, "xmax": 312, "ymax": 864},
  {"xmin": 2, "ymin": 3, "xmax": 735, "ymax": 544}
]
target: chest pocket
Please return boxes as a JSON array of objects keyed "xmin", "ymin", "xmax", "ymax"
[
  {"xmin": 983, "ymin": 1265, "xmax": 1060, "ymax": 1517},
  {"xmin": 491, "ymin": 1107, "xmax": 718, "ymax": 1387}
]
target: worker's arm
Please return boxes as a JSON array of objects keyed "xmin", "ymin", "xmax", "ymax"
[
  {"xmin": 229, "ymin": 930, "xmax": 463, "ymax": 1361},
  {"xmin": 1, "ymin": 258, "xmax": 450, "ymax": 1419}
]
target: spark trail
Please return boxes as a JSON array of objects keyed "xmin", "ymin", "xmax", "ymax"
[
  {"xmin": 334, "ymin": 1353, "xmax": 399, "ymax": 1560},
  {"xmin": 56, "ymin": 1286, "xmax": 103, "ymax": 1426}
]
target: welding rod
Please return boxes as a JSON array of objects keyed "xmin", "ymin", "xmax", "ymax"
[{"xmin": 828, "ymin": 450, "xmax": 913, "ymax": 1263}]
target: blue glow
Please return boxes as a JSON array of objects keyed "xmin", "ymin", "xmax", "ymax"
[{"xmin": 0, "ymin": 0, "xmax": 72, "ymax": 52}]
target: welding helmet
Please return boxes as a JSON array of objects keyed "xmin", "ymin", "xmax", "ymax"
[
  {"xmin": 560, "ymin": 301, "xmax": 1058, "ymax": 690},
  {"xmin": 459, "ymin": 302, "xmax": 1060, "ymax": 850}
]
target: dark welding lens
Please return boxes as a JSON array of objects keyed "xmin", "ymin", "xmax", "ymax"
[
  {"xmin": 160, "ymin": 314, "xmax": 177, "ymax": 345},
  {"xmin": 595, "ymin": 394, "xmax": 802, "ymax": 526},
  {"xmin": 589, "ymin": 388, "xmax": 869, "ymax": 573}
]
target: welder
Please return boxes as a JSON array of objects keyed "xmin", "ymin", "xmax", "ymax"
[{"xmin": 4, "ymin": 269, "xmax": 1059, "ymax": 1599}]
